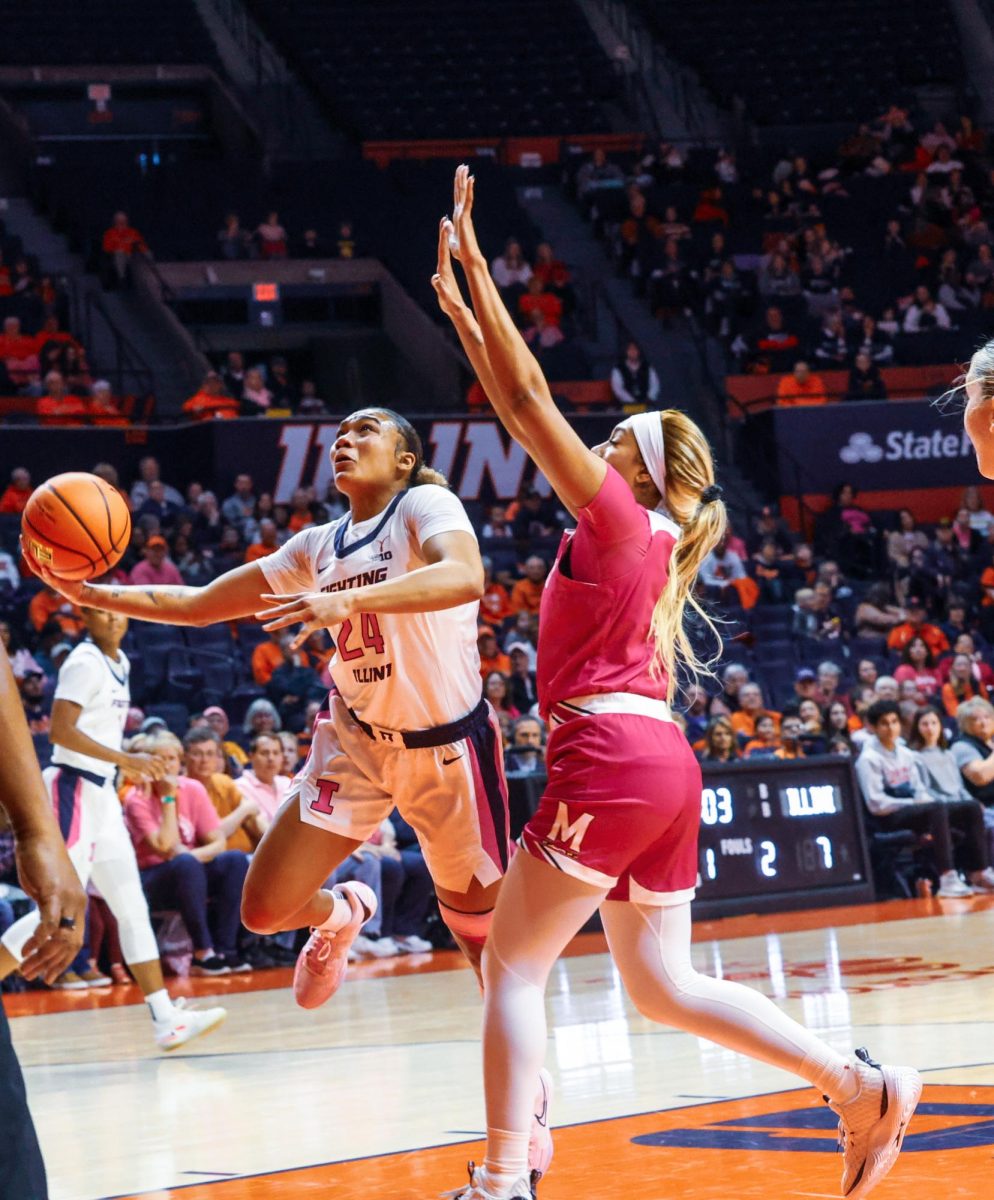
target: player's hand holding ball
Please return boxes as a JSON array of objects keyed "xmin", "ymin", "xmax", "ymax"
[{"xmin": 21, "ymin": 471, "xmax": 131, "ymax": 596}]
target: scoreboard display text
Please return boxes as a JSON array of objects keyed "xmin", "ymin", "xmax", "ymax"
[{"xmin": 694, "ymin": 757, "xmax": 874, "ymax": 917}]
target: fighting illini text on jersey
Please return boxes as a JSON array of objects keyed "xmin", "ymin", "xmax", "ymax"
[{"xmin": 261, "ymin": 485, "xmax": 482, "ymax": 730}]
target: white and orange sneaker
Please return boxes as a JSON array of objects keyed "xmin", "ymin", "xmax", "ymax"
[
  {"xmin": 828, "ymin": 1046, "xmax": 922, "ymax": 1198},
  {"xmin": 528, "ymin": 1068, "xmax": 554, "ymax": 1181},
  {"xmin": 293, "ymin": 882, "xmax": 377, "ymax": 1010},
  {"xmin": 153, "ymin": 998, "xmax": 227, "ymax": 1052}
]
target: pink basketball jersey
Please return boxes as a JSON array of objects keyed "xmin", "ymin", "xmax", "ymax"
[{"xmin": 537, "ymin": 465, "xmax": 679, "ymax": 715}]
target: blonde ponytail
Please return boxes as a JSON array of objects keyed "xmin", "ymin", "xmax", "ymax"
[{"xmin": 648, "ymin": 410, "xmax": 727, "ymax": 701}]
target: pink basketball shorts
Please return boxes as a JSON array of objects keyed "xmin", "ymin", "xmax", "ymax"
[{"xmin": 521, "ymin": 706, "xmax": 701, "ymax": 905}]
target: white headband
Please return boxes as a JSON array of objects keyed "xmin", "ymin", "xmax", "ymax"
[{"xmin": 623, "ymin": 412, "xmax": 666, "ymax": 500}]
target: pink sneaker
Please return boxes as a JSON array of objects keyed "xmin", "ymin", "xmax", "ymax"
[
  {"xmin": 293, "ymin": 882, "xmax": 377, "ymax": 1010},
  {"xmin": 528, "ymin": 1068, "xmax": 554, "ymax": 1180}
]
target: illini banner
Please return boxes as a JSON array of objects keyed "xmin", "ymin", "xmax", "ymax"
[
  {"xmin": 773, "ymin": 398, "xmax": 981, "ymax": 494},
  {"xmin": 0, "ymin": 415, "xmax": 619, "ymax": 505}
]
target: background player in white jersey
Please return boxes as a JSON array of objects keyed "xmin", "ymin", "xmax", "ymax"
[
  {"xmin": 0, "ymin": 607, "xmax": 226, "ymax": 1051},
  {"xmin": 29, "ymin": 414, "xmax": 514, "ymax": 997}
]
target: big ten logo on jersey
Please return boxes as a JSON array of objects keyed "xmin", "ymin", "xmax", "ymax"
[
  {"xmin": 629, "ymin": 1085, "xmax": 994, "ymax": 1172},
  {"xmin": 271, "ymin": 421, "xmax": 554, "ymax": 504},
  {"xmin": 370, "ymin": 536, "xmax": 392, "ymax": 563},
  {"xmin": 544, "ymin": 801, "xmax": 594, "ymax": 859}
]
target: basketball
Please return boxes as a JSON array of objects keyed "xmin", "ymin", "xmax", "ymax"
[{"xmin": 21, "ymin": 471, "xmax": 131, "ymax": 581}]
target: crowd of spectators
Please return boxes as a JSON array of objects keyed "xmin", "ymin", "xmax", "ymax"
[
  {"xmin": 688, "ymin": 482, "xmax": 994, "ymax": 898},
  {"xmin": 215, "ymin": 213, "xmax": 361, "ymax": 262},
  {"xmin": 572, "ymin": 108, "xmax": 994, "ymax": 392},
  {"xmin": 6, "ymin": 447, "xmax": 994, "ymax": 984},
  {"xmin": 182, "ymin": 351, "xmax": 329, "ymax": 421}
]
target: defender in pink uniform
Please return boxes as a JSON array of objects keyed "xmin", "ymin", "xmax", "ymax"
[
  {"xmin": 434, "ymin": 164, "xmax": 921, "ymax": 1200},
  {"xmin": 523, "ymin": 465, "xmax": 701, "ymax": 905}
]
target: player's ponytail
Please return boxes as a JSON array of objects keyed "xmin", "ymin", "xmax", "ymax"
[
  {"xmin": 648, "ymin": 410, "xmax": 726, "ymax": 702},
  {"xmin": 378, "ymin": 408, "xmax": 450, "ymax": 489}
]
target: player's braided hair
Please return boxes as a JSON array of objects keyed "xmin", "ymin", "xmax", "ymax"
[{"xmin": 376, "ymin": 407, "xmax": 450, "ymax": 488}]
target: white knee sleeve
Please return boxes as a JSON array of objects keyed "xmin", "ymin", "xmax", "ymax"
[{"xmin": 91, "ymin": 859, "xmax": 159, "ymax": 965}]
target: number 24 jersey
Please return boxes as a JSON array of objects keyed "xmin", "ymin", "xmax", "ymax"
[{"xmin": 260, "ymin": 485, "xmax": 482, "ymax": 731}]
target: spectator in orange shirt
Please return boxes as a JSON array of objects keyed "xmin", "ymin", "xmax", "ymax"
[
  {"xmin": 0, "ymin": 316, "xmax": 40, "ymax": 390},
  {"xmin": 87, "ymin": 379, "xmax": 128, "ymax": 426},
  {"xmin": 518, "ymin": 276, "xmax": 563, "ymax": 329},
  {"xmin": 980, "ymin": 562, "xmax": 994, "ymax": 606},
  {"xmin": 251, "ymin": 631, "xmax": 310, "ymax": 687},
  {"xmin": 478, "ymin": 626, "xmax": 511, "ymax": 679},
  {"xmin": 244, "ymin": 518, "xmax": 280, "ymax": 564},
  {"xmin": 744, "ymin": 713, "xmax": 781, "ymax": 757},
  {"xmin": 183, "ymin": 372, "xmax": 239, "ymax": 421},
  {"xmin": 510, "ymin": 556, "xmax": 547, "ymax": 614},
  {"xmin": 0, "ymin": 316, "xmax": 37, "ymax": 362},
  {"xmin": 0, "ymin": 466, "xmax": 32, "ymax": 513},
  {"xmin": 729, "ymin": 682, "xmax": 782, "ymax": 740},
  {"xmin": 102, "ymin": 210, "xmax": 149, "ymax": 286},
  {"xmin": 28, "ymin": 587, "xmax": 83, "ymax": 638},
  {"xmin": 886, "ymin": 596, "xmax": 950, "ymax": 658},
  {"xmin": 37, "ymin": 371, "xmax": 86, "ymax": 425},
  {"xmin": 776, "ymin": 361, "xmax": 828, "ymax": 407},
  {"xmin": 480, "ymin": 557, "xmax": 513, "ymax": 624},
  {"xmin": 287, "ymin": 488, "xmax": 315, "ymax": 534}
]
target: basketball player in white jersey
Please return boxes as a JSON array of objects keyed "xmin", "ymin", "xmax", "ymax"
[
  {"xmin": 32, "ymin": 412, "xmax": 554, "ymax": 1177},
  {"xmin": 0, "ymin": 607, "xmax": 227, "ymax": 1051}
]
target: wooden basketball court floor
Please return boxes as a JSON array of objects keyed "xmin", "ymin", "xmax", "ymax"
[{"xmin": 8, "ymin": 896, "xmax": 994, "ymax": 1200}]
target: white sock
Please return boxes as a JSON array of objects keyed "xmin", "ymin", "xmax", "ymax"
[
  {"xmin": 482, "ymin": 1127, "xmax": 530, "ymax": 1194},
  {"xmin": 145, "ymin": 988, "xmax": 174, "ymax": 1023},
  {"xmin": 315, "ymin": 889, "xmax": 353, "ymax": 933}
]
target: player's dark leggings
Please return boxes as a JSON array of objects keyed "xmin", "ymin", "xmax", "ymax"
[
  {"xmin": 140, "ymin": 850, "xmax": 250, "ymax": 957},
  {"xmin": 0, "ymin": 1000, "xmax": 46, "ymax": 1200},
  {"xmin": 379, "ymin": 849, "xmax": 435, "ymax": 938},
  {"xmin": 875, "ymin": 799, "xmax": 989, "ymax": 873}
]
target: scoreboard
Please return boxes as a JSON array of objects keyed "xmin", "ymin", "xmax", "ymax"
[{"xmin": 693, "ymin": 756, "xmax": 874, "ymax": 918}]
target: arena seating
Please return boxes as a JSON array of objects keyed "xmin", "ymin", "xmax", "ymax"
[
  {"xmin": 634, "ymin": 0, "xmax": 963, "ymax": 125},
  {"xmin": 0, "ymin": 0, "xmax": 220, "ymax": 68},
  {"xmin": 242, "ymin": 0, "xmax": 623, "ymax": 139}
]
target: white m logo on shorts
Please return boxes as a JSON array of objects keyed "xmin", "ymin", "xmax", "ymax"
[{"xmin": 548, "ymin": 802, "xmax": 595, "ymax": 853}]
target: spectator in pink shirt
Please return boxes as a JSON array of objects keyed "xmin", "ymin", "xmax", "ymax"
[
  {"xmin": 123, "ymin": 731, "xmax": 251, "ymax": 974},
  {"xmin": 235, "ymin": 732, "xmax": 290, "ymax": 824},
  {"xmin": 128, "ymin": 536, "xmax": 184, "ymax": 587}
]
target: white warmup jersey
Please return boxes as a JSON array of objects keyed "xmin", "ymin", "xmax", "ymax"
[
  {"xmin": 260, "ymin": 485, "xmax": 482, "ymax": 730},
  {"xmin": 50, "ymin": 640, "xmax": 131, "ymax": 779}
]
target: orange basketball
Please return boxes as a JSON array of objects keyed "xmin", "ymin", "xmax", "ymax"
[{"xmin": 22, "ymin": 472, "xmax": 131, "ymax": 581}]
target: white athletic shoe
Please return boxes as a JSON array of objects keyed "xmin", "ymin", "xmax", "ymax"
[
  {"xmin": 393, "ymin": 934, "xmax": 434, "ymax": 954},
  {"xmin": 153, "ymin": 998, "xmax": 227, "ymax": 1052},
  {"xmin": 828, "ymin": 1047, "xmax": 922, "ymax": 1198},
  {"xmin": 968, "ymin": 866, "xmax": 994, "ymax": 892},
  {"xmin": 936, "ymin": 871, "xmax": 974, "ymax": 898},
  {"xmin": 52, "ymin": 970, "xmax": 90, "ymax": 990},
  {"xmin": 443, "ymin": 1162, "xmax": 536, "ymax": 1200}
]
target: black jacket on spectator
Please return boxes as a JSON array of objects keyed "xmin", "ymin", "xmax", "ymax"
[{"xmin": 846, "ymin": 364, "xmax": 887, "ymax": 401}]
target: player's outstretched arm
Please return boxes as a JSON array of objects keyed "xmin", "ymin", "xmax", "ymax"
[
  {"xmin": 0, "ymin": 647, "xmax": 85, "ymax": 982},
  {"xmin": 433, "ymin": 165, "xmax": 607, "ymax": 515},
  {"xmin": 258, "ymin": 529, "xmax": 483, "ymax": 651},
  {"xmin": 27, "ymin": 559, "xmax": 270, "ymax": 628}
]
